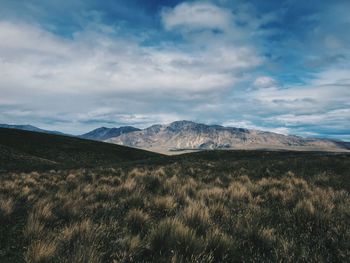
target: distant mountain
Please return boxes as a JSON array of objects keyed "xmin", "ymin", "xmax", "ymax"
[
  {"xmin": 334, "ymin": 141, "xmax": 350, "ymax": 150},
  {"xmin": 80, "ymin": 126, "xmax": 141, "ymax": 141},
  {"xmin": 107, "ymin": 120, "xmax": 348, "ymax": 154},
  {"xmin": 1, "ymin": 121, "xmax": 348, "ymax": 154},
  {"xmin": 0, "ymin": 124, "xmax": 66, "ymax": 136}
]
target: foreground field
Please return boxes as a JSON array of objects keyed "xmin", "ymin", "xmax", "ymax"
[
  {"xmin": 0, "ymin": 129, "xmax": 349, "ymax": 262},
  {"xmin": 1, "ymin": 148, "xmax": 349, "ymax": 262}
]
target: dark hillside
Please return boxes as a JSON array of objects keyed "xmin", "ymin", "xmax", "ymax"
[{"xmin": 0, "ymin": 128, "xmax": 162, "ymax": 171}]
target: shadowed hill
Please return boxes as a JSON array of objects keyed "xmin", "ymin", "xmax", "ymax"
[
  {"xmin": 0, "ymin": 123, "xmax": 67, "ymax": 136},
  {"xmin": 80, "ymin": 126, "xmax": 140, "ymax": 141},
  {"xmin": 0, "ymin": 128, "xmax": 162, "ymax": 171}
]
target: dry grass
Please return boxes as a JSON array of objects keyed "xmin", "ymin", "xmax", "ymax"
[
  {"xmin": 126, "ymin": 209, "xmax": 150, "ymax": 235},
  {"xmin": 182, "ymin": 201, "xmax": 211, "ymax": 236},
  {"xmin": 148, "ymin": 217, "xmax": 201, "ymax": 260},
  {"xmin": 1, "ymin": 158, "xmax": 349, "ymax": 262},
  {"xmin": 25, "ymin": 239, "xmax": 58, "ymax": 263},
  {"xmin": 0, "ymin": 197, "xmax": 14, "ymax": 219}
]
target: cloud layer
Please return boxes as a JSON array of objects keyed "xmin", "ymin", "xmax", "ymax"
[{"xmin": 0, "ymin": 0, "xmax": 349, "ymax": 139}]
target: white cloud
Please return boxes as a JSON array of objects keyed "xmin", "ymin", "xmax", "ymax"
[
  {"xmin": 161, "ymin": 2, "xmax": 232, "ymax": 32},
  {"xmin": 0, "ymin": 20, "xmax": 260, "ymax": 96},
  {"xmin": 253, "ymin": 76, "xmax": 277, "ymax": 89},
  {"xmin": 249, "ymin": 82, "xmax": 350, "ymax": 113},
  {"xmin": 0, "ymin": 17, "xmax": 262, "ymax": 133},
  {"xmin": 222, "ymin": 120, "xmax": 290, "ymax": 135},
  {"xmin": 266, "ymin": 109, "xmax": 350, "ymax": 127},
  {"xmin": 309, "ymin": 68, "xmax": 350, "ymax": 86}
]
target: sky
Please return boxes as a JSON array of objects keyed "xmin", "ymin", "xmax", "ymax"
[{"xmin": 0, "ymin": 0, "xmax": 349, "ymax": 140}]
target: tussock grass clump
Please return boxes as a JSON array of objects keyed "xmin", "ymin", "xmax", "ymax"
[
  {"xmin": 294, "ymin": 199, "xmax": 316, "ymax": 217},
  {"xmin": 148, "ymin": 218, "xmax": 202, "ymax": 260},
  {"xmin": 182, "ymin": 202, "xmax": 211, "ymax": 236},
  {"xmin": 205, "ymin": 228, "xmax": 235, "ymax": 262},
  {"xmin": 59, "ymin": 219, "xmax": 104, "ymax": 263},
  {"xmin": 152, "ymin": 195, "xmax": 177, "ymax": 217},
  {"xmin": 228, "ymin": 181, "xmax": 252, "ymax": 202},
  {"xmin": 25, "ymin": 239, "xmax": 58, "ymax": 263},
  {"xmin": 0, "ymin": 196, "xmax": 14, "ymax": 220},
  {"xmin": 126, "ymin": 209, "xmax": 150, "ymax": 235},
  {"xmin": 24, "ymin": 212, "xmax": 46, "ymax": 240}
]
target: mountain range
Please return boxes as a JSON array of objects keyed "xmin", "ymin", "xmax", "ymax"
[
  {"xmin": 106, "ymin": 120, "xmax": 348, "ymax": 154},
  {"xmin": 2, "ymin": 121, "xmax": 349, "ymax": 154}
]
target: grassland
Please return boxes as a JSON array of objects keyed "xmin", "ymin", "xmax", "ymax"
[{"xmin": 0, "ymin": 128, "xmax": 349, "ymax": 262}]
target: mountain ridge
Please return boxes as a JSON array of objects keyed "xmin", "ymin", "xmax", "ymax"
[
  {"xmin": 79, "ymin": 126, "xmax": 140, "ymax": 141},
  {"xmin": 0, "ymin": 124, "xmax": 67, "ymax": 136},
  {"xmin": 107, "ymin": 120, "xmax": 349, "ymax": 154}
]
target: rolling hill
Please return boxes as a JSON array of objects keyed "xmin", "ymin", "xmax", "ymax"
[
  {"xmin": 0, "ymin": 128, "xmax": 162, "ymax": 171},
  {"xmin": 0, "ymin": 124, "xmax": 67, "ymax": 136}
]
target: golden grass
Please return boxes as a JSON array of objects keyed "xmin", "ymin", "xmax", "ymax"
[
  {"xmin": 0, "ymin": 197, "xmax": 14, "ymax": 218},
  {"xmin": 25, "ymin": 239, "xmax": 58, "ymax": 263},
  {"xmin": 1, "ymin": 162, "xmax": 349, "ymax": 262}
]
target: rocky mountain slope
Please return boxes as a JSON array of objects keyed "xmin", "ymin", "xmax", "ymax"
[
  {"xmin": 107, "ymin": 120, "xmax": 348, "ymax": 154},
  {"xmin": 80, "ymin": 126, "xmax": 140, "ymax": 141}
]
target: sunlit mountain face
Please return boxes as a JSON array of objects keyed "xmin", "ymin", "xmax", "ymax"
[{"xmin": 0, "ymin": 0, "xmax": 349, "ymax": 140}]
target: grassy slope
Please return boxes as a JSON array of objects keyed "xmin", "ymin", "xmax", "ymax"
[{"xmin": 0, "ymin": 128, "xmax": 162, "ymax": 171}]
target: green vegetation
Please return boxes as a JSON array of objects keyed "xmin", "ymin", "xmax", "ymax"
[{"xmin": 0, "ymin": 129, "xmax": 349, "ymax": 262}]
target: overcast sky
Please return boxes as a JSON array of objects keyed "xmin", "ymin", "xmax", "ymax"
[{"xmin": 0, "ymin": 0, "xmax": 349, "ymax": 140}]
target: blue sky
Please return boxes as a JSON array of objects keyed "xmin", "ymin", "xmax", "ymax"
[{"xmin": 0, "ymin": 0, "xmax": 349, "ymax": 140}]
